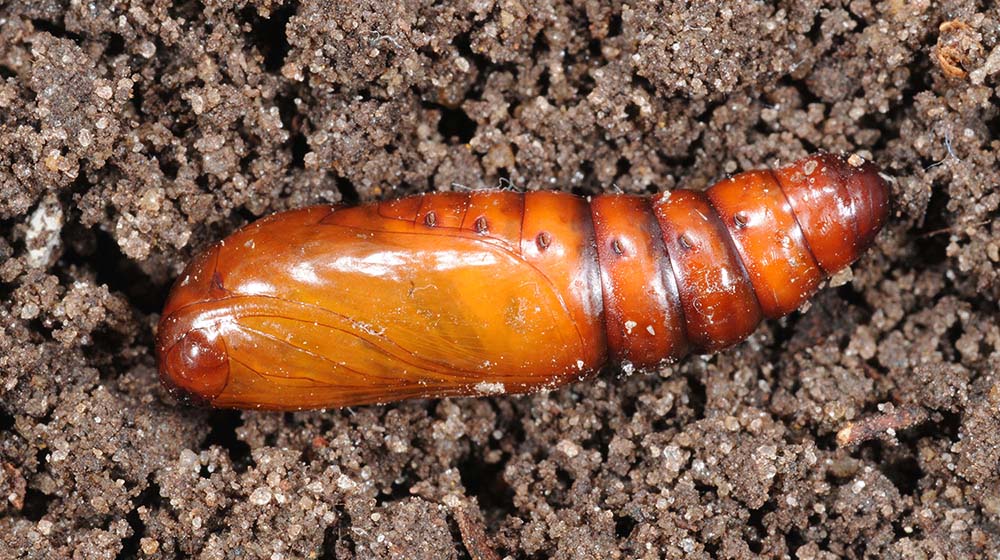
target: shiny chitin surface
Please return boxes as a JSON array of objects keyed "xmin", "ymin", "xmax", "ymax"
[{"xmin": 157, "ymin": 153, "xmax": 890, "ymax": 410}]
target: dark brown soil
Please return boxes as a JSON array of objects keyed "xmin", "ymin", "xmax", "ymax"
[{"xmin": 2, "ymin": 1, "xmax": 999, "ymax": 558}]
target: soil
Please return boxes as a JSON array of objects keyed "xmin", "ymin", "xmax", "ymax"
[{"xmin": 1, "ymin": 1, "xmax": 999, "ymax": 559}]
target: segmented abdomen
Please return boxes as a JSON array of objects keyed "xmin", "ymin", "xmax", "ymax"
[{"xmin": 594, "ymin": 153, "xmax": 889, "ymax": 369}]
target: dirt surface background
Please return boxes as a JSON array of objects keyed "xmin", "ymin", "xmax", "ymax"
[{"xmin": 1, "ymin": 1, "xmax": 999, "ymax": 558}]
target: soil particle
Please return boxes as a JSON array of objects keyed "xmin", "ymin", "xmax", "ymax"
[{"xmin": 2, "ymin": 1, "xmax": 999, "ymax": 558}]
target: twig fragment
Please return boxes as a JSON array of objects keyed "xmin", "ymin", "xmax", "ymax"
[
  {"xmin": 837, "ymin": 404, "xmax": 930, "ymax": 447},
  {"xmin": 450, "ymin": 497, "xmax": 500, "ymax": 560}
]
